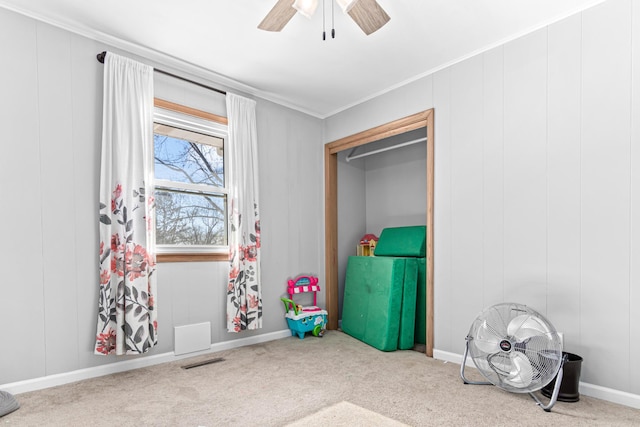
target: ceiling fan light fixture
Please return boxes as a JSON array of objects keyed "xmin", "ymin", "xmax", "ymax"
[
  {"xmin": 292, "ymin": 0, "xmax": 319, "ymax": 19},
  {"xmin": 259, "ymin": 0, "xmax": 388, "ymax": 35},
  {"xmin": 336, "ymin": 0, "xmax": 358, "ymax": 13}
]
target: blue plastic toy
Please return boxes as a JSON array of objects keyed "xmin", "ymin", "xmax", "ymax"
[{"xmin": 281, "ymin": 275, "xmax": 327, "ymax": 339}]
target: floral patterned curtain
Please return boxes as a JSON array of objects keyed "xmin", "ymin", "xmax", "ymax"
[
  {"xmin": 94, "ymin": 52, "xmax": 157, "ymax": 355},
  {"xmin": 226, "ymin": 93, "xmax": 262, "ymax": 332}
]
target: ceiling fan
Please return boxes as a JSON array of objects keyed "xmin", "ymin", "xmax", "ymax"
[{"xmin": 258, "ymin": 0, "xmax": 390, "ymax": 36}]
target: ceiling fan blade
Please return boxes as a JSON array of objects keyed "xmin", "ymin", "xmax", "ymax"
[
  {"xmin": 348, "ymin": 0, "xmax": 390, "ymax": 35},
  {"xmin": 258, "ymin": 0, "xmax": 296, "ymax": 32}
]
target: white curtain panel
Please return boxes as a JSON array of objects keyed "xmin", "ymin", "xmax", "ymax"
[
  {"xmin": 226, "ymin": 93, "xmax": 262, "ymax": 332},
  {"xmin": 95, "ymin": 52, "xmax": 158, "ymax": 355}
]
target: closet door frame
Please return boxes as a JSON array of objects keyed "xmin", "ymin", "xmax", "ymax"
[{"xmin": 324, "ymin": 109, "xmax": 435, "ymax": 357}]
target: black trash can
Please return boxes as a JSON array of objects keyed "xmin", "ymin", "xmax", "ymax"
[{"xmin": 541, "ymin": 352, "xmax": 583, "ymax": 402}]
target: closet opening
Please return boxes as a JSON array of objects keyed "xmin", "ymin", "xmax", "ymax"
[{"xmin": 324, "ymin": 109, "xmax": 434, "ymax": 356}]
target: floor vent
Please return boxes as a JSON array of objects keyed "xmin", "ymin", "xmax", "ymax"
[{"xmin": 181, "ymin": 357, "xmax": 225, "ymax": 370}]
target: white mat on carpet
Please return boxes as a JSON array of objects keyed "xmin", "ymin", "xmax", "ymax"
[{"xmin": 286, "ymin": 401, "xmax": 409, "ymax": 427}]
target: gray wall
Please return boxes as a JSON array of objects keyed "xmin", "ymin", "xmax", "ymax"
[
  {"xmin": 335, "ymin": 134, "xmax": 427, "ymax": 319},
  {"xmin": 0, "ymin": 7, "xmax": 323, "ymax": 385},
  {"xmin": 337, "ymin": 153, "xmax": 366, "ymax": 318},
  {"xmin": 364, "ymin": 134, "xmax": 427, "ymax": 236},
  {"xmin": 325, "ymin": 0, "xmax": 640, "ymax": 395}
]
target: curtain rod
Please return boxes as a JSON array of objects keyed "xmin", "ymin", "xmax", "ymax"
[
  {"xmin": 346, "ymin": 137, "xmax": 427, "ymax": 162},
  {"xmin": 96, "ymin": 51, "xmax": 226, "ymax": 96}
]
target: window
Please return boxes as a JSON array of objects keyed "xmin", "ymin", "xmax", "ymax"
[{"xmin": 153, "ymin": 100, "xmax": 228, "ymax": 260}]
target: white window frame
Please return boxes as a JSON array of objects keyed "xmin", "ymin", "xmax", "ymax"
[{"xmin": 153, "ymin": 106, "xmax": 229, "ymax": 255}]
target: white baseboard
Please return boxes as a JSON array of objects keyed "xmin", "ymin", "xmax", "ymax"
[
  {"xmin": 578, "ymin": 382, "xmax": 640, "ymax": 409},
  {"xmin": 433, "ymin": 348, "xmax": 475, "ymax": 367},
  {"xmin": 1, "ymin": 329, "xmax": 292, "ymax": 396},
  {"xmin": 433, "ymin": 349, "xmax": 640, "ymax": 410},
  {"xmin": 208, "ymin": 329, "xmax": 292, "ymax": 353}
]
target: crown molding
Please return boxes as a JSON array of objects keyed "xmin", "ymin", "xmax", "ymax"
[{"xmin": 0, "ymin": 1, "xmax": 325, "ymax": 119}]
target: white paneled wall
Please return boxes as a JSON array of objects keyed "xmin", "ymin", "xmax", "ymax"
[
  {"xmin": 70, "ymin": 34, "xmax": 104, "ymax": 371},
  {"xmin": 449, "ymin": 54, "xmax": 485, "ymax": 342},
  {"xmin": 256, "ymin": 102, "xmax": 325, "ymax": 308},
  {"xmin": 503, "ymin": 29, "xmax": 548, "ymax": 310},
  {"xmin": 37, "ymin": 24, "xmax": 80, "ymax": 376},
  {"xmin": 436, "ymin": 0, "xmax": 635, "ymax": 392},
  {"xmin": 0, "ymin": 9, "xmax": 46, "ymax": 381},
  {"xmin": 546, "ymin": 12, "xmax": 582, "ymax": 370},
  {"xmin": 157, "ymin": 262, "xmax": 228, "ymax": 348},
  {"xmin": 581, "ymin": 0, "xmax": 632, "ymax": 390},
  {"xmin": 325, "ymin": 0, "xmax": 640, "ymax": 397},
  {"xmin": 481, "ymin": 47, "xmax": 505, "ymax": 306},
  {"xmin": 337, "ymin": 153, "xmax": 366, "ymax": 318},
  {"xmin": 432, "ymin": 68, "xmax": 453, "ymax": 352},
  {"xmin": 631, "ymin": 1, "xmax": 640, "ymax": 396},
  {"xmin": 364, "ymin": 137, "xmax": 427, "ymax": 235}
]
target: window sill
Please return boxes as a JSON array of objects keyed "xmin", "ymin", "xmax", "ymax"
[{"xmin": 157, "ymin": 252, "xmax": 228, "ymax": 263}]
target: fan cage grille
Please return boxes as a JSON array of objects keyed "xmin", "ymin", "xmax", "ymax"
[{"xmin": 467, "ymin": 303, "xmax": 563, "ymax": 393}]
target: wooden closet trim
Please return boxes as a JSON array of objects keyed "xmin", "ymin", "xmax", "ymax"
[{"xmin": 324, "ymin": 109, "xmax": 435, "ymax": 357}]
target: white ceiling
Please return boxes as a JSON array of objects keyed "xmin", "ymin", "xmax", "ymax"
[{"xmin": 0, "ymin": 0, "xmax": 606, "ymax": 118}]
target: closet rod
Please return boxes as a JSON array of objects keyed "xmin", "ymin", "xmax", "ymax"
[
  {"xmin": 345, "ymin": 137, "xmax": 427, "ymax": 162},
  {"xmin": 96, "ymin": 51, "xmax": 226, "ymax": 96}
]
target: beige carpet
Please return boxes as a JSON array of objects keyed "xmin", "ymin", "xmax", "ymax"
[
  {"xmin": 4, "ymin": 331, "xmax": 640, "ymax": 426},
  {"xmin": 286, "ymin": 401, "xmax": 409, "ymax": 426}
]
